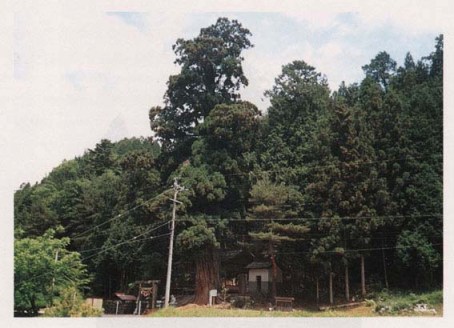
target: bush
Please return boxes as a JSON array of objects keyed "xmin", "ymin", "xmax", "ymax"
[
  {"xmin": 425, "ymin": 290, "xmax": 443, "ymax": 305},
  {"xmin": 365, "ymin": 299, "xmax": 376, "ymax": 307},
  {"xmin": 44, "ymin": 287, "xmax": 102, "ymax": 317},
  {"xmin": 372, "ymin": 289, "xmax": 442, "ymax": 315},
  {"xmin": 230, "ymin": 296, "xmax": 254, "ymax": 309}
]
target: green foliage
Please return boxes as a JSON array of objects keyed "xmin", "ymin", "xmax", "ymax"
[
  {"xmin": 149, "ymin": 17, "xmax": 253, "ymax": 170},
  {"xmin": 362, "ymin": 51, "xmax": 397, "ymax": 90},
  {"xmin": 14, "ymin": 228, "xmax": 90, "ymax": 315},
  {"xmin": 44, "ymin": 287, "xmax": 102, "ymax": 317},
  {"xmin": 261, "ymin": 60, "xmax": 330, "ymax": 186},
  {"xmin": 179, "ymin": 164, "xmax": 227, "ymax": 205},
  {"xmin": 247, "ymin": 177, "xmax": 309, "ymax": 266},
  {"xmin": 396, "ymin": 230, "xmax": 440, "ymax": 286},
  {"xmin": 174, "ymin": 101, "xmax": 262, "ymax": 256},
  {"xmin": 177, "ymin": 217, "xmax": 219, "ymax": 250},
  {"xmin": 373, "ymin": 289, "xmax": 442, "ymax": 315}
]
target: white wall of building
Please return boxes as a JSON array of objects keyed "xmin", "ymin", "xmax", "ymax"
[{"xmin": 248, "ymin": 268, "xmax": 270, "ymax": 282}]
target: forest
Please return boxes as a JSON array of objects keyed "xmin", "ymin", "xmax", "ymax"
[{"xmin": 14, "ymin": 18, "xmax": 443, "ymax": 315}]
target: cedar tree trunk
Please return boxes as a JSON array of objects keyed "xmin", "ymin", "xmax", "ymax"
[
  {"xmin": 194, "ymin": 246, "xmax": 220, "ymax": 305},
  {"xmin": 269, "ymin": 241, "xmax": 278, "ymax": 300}
]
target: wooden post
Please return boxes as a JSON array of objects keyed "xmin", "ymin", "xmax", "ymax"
[
  {"xmin": 316, "ymin": 278, "xmax": 320, "ymax": 305},
  {"xmin": 152, "ymin": 281, "xmax": 158, "ymax": 309},
  {"xmin": 381, "ymin": 237, "xmax": 389, "ymax": 289},
  {"xmin": 329, "ymin": 272, "xmax": 333, "ymax": 305},
  {"xmin": 361, "ymin": 254, "xmax": 366, "ymax": 297},
  {"xmin": 115, "ymin": 301, "xmax": 119, "ymax": 315},
  {"xmin": 345, "ymin": 264, "xmax": 350, "ymax": 301},
  {"xmin": 109, "ymin": 275, "xmax": 112, "ymax": 299},
  {"xmin": 135, "ymin": 282, "xmax": 142, "ymax": 315}
]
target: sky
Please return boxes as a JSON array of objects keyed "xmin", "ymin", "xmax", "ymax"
[
  {"xmin": 1, "ymin": 1, "xmax": 454, "ymax": 326},
  {"xmin": 2, "ymin": 5, "xmax": 448, "ymax": 188}
]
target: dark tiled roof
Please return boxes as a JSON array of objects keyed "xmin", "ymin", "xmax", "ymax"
[
  {"xmin": 245, "ymin": 261, "xmax": 272, "ymax": 269},
  {"xmin": 114, "ymin": 292, "xmax": 137, "ymax": 301}
]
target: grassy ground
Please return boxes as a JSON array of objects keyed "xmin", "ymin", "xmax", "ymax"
[
  {"xmin": 367, "ymin": 289, "xmax": 442, "ymax": 316},
  {"xmin": 148, "ymin": 290, "xmax": 442, "ymax": 317}
]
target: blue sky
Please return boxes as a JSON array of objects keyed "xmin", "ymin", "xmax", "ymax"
[
  {"xmin": 184, "ymin": 11, "xmax": 438, "ymax": 94},
  {"xmin": 107, "ymin": 12, "xmax": 149, "ymax": 33}
]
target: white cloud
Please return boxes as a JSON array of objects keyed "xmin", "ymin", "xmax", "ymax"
[
  {"xmin": 283, "ymin": 1, "xmax": 448, "ymax": 36},
  {"xmin": 356, "ymin": 2, "xmax": 449, "ymax": 36},
  {"xmin": 4, "ymin": 1, "xmax": 451, "ymax": 190},
  {"xmin": 284, "ymin": 10, "xmax": 340, "ymax": 31}
]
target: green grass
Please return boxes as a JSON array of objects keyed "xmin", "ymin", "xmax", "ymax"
[
  {"xmin": 148, "ymin": 289, "xmax": 442, "ymax": 317},
  {"xmin": 370, "ymin": 289, "xmax": 442, "ymax": 315},
  {"xmin": 149, "ymin": 306, "xmax": 372, "ymax": 317}
]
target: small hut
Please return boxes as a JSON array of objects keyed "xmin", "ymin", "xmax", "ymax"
[
  {"xmin": 103, "ymin": 292, "xmax": 137, "ymax": 314},
  {"xmin": 245, "ymin": 261, "xmax": 282, "ymax": 294},
  {"xmin": 221, "ymin": 250, "xmax": 254, "ymax": 295}
]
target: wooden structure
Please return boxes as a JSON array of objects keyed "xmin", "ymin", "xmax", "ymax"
[
  {"xmin": 245, "ymin": 261, "xmax": 282, "ymax": 295},
  {"xmin": 274, "ymin": 296, "xmax": 295, "ymax": 311},
  {"xmin": 85, "ymin": 297, "xmax": 103, "ymax": 311},
  {"xmin": 103, "ymin": 293, "xmax": 137, "ymax": 314},
  {"xmin": 133, "ymin": 280, "xmax": 160, "ymax": 315},
  {"xmin": 220, "ymin": 250, "xmax": 254, "ymax": 295}
]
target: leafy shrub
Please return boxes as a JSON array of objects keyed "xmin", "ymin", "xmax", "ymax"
[
  {"xmin": 425, "ymin": 290, "xmax": 443, "ymax": 305},
  {"xmin": 230, "ymin": 296, "xmax": 254, "ymax": 309},
  {"xmin": 365, "ymin": 299, "xmax": 376, "ymax": 307},
  {"xmin": 372, "ymin": 289, "xmax": 442, "ymax": 315},
  {"xmin": 44, "ymin": 287, "xmax": 102, "ymax": 317}
]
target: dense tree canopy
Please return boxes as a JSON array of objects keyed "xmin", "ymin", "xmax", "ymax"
[
  {"xmin": 14, "ymin": 17, "xmax": 443, "ymax": 313},
  {"xmin": 149, "ymin": 17, "xmax": 253, "ymax": 174},
  {"xmin": 14, "ymin": 228, "xmax": 90, "ymax": 316}
]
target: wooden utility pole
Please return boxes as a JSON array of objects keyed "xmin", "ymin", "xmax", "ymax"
[
  {"xmin": 50, "ymin": 249, "xmax": 59, "ymax": 306},
  {"xmin": 164, "ymin": 178, "xmax": 184, "ymax": 308}
]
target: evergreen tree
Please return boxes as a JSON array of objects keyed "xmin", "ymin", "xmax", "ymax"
[
  {"xmin": 307, "ymin": 101, "xmax": 386, "ymax": 299},
  {"xmin": 247, "ymin": 177, "xmax": 308, "ymax": 299},
  {"xmin": 260, "ymin": 60, "xmax": 330, "ymax": 187},
  {"xmin": 149, "ymin": 17, "xmax": 253, "ymax": 174},
  {"xmin": 362, "ymin": 51, "xmax": 397, "ymax": 91},
  {"xmin": 175, "ymin": 101, "xmax": 261, "ymax": 304}
]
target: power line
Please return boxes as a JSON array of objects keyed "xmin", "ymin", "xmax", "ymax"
[
  {"xmin": 172, "ymin": 241, "xmax": 444, "ymax": 267},
  {"xmin": 229, "ymin": 233, "xmax": 442, "ymax": 240},
  {"xmin": 72, "ymin": 188, "xmax": 172, "ymax": 239},
  {"xmin": 80, "ymin": 221, "xmax": 170, "ymax": 257},
  {"xmin": 80, "ymin": 230, "xmax": 171, "ymax": 262},
  {"xmin": 274, "ymin": 243, "xmax": 443, "ymax": 255},
  {"xmin": 17, "ymin": 231, "xmax": 172, "ymax": 285},
  {"xmin": 175, "ymin": 213, "xmax": 442, "ymax": 222},
  {"xmin": 78, "ymin": 220, "xmax": 171, "ymax": 254}
]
